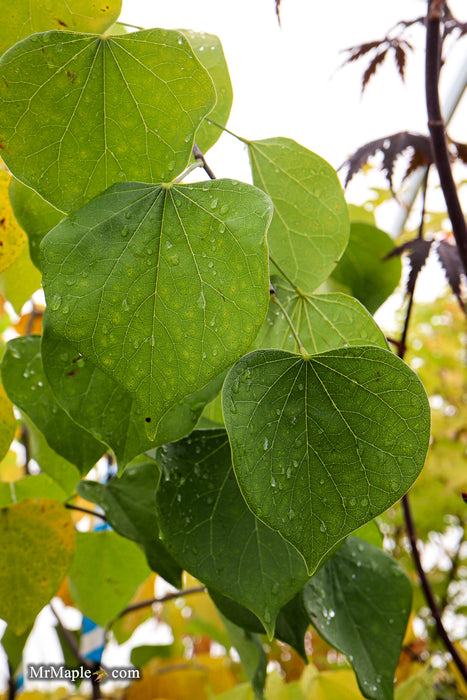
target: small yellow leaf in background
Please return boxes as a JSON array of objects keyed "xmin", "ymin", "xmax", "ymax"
[
  {"xmin": 0, "ymin": 171, "xmax": 26, "ymax": 273},
  {"xmin": 13, "ymin": 306, "xmax": 44, "ymax": 336},
  {"xmin": 0, "ymin": 241, "xmax": 42, "ymax": 314},
  {"xmin": 0, "ymin": 385, "xmax": 16, "ymax": 462},
  {"xmin": 300, "ymin": 666, "xmax": 366, "ymax": 699},
  {"xmin": 0, "ymin": 499, "xmax": 76, "ymax": 633},
  {"xmin": 0, "ymin": 449, "xmax": 22, "ymax": 482},
  {"xmin": 113, "ymin": 573, "xmax": 157, "ymax": 643}
]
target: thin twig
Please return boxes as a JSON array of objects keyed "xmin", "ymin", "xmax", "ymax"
[
  {"xmin": 108, "ymin": 585, "xmax": 206, "ymax": 629},
  {"xmin": 64, "ymin": 504, "xmax": 108, "ymax": 522},
  {"xmin": 426, "ymin": 0, "xmax": 467, "ymax": 276},
  {"xmin": 7, "ymin": 663, "xmax": 16, "ymax": 700},
  {"xmin": 193, "ymin": 143, "xmax": 217, "ymax": 180}
]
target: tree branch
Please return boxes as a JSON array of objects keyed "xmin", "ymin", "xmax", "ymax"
[
  {"xmin": 108, "ymin": 585, "xmax": 206, "ymax": 629},
  {"xmin": 64, "ymin": 504, "xmax": 108, "ymax": 522},
  {"xmin": 426, "ymin": 0, "xmax": 467, "ymax": 276},
  {"xmin": 193, "ymin": 143, "xmax": 217, "ymax": 180}
]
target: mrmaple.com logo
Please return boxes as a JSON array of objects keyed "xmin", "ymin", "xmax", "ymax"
[{"xmin": 27, "ymin": 664, "xmax": 140, "ymax": 683}]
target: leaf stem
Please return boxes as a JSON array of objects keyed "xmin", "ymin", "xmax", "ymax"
[
  {"xmin": 64, "ymin": 504, "xmax": 108, "ymax": 522},
  {"xmin": 205, "ymin": 118, "xmax": 249, "ymax": 144},
  {"xmin": 173, "ymin": 160, "xmax": 203, "ymax": 184},
  {"xmin": 268, "ymin": 254, "xmax": 306, "ymax": 297},
  {"xmin": 270, "ymin": 293, "xmax": 310, "ymax": 357}
]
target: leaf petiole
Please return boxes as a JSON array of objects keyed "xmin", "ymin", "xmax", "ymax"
[
  {"xmin": 270, "ymin": 292, "xmax": 311, "ymax": 358},
  {"xmin": 269, "ymin": 254, "xmax": 306, "ymax": 297}
]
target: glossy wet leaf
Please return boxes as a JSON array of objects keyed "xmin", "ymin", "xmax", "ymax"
[
  {"xmin": 0, "ymin": 29, "xmax": 216, "ymax": 212},
  {"xmin": 302, "ymin": 537, "xmax": 412, "ymax": 700},
  {"xmin": 223, "ymin": 347, "xmax": 430, "ymax": 572},
  {"xmin": 9, "ymin": 178, "xmax": 63, "ymax": 270},
  {"xmin": 0, "ymin": 499, "xmax": 75, "ymax": 634},
  {"xmin": 0, "ymin": 240, "xmax": 42, "ymax": 314},
  {"xmin": 42, "ymin": 316, "xmax": 225, "ymax": 467},
  {"xmin": 257, "ymin": 278, "xmax": 387, "ymax": 354},
  {"xmin": 68, "ymin": 530, "xmax": 151, "ymax": 627},
  {"xmin": 221, "ymin": 613, "xmax": 267, "ymax": 700},
  {"xmin": 210, "ymin": 589, "xmax": 308, "ymax": 660},
  {"xmin": 1, "ymin": 336, "xmax": 106, "ymax": 473},
  {"xmin": 248, "ymin": 137, "xmax": 349, "ymax": 293},
  {"xmin": 0, "ymin": 170, "xmax": 27, "ymax": 273},
  {"xmin": 330, "ymin": 223, "xmax": 402, "ymax": 314},
  {"xmin": 155, "ymin": 430, "xmax": 310, "ymax": 638},
  {"xmin": 77, "ymin": 460, "xmax": 183, "ymax": 587},
  {"xmin": 0, "ymin": 0, "xmax": 122, "ymax": 55},
  {"xmin": 42, "ymin": 180, "xmax": 271, "ymax": 439},
  {"xmin": 181, "ymin": 30, "xmax": 233, "ymax": 153}
]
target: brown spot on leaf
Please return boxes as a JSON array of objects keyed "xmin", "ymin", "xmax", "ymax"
[
  {"xmin": 66, "ymin": 70, "xmax": 76, "ymax": 85},
  {"xmin": 55, "ymin": 17, "xmax": 68, "ymax": 27}
]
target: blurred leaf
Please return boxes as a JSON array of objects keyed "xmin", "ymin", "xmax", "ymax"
[
  {"xmin": 68, "ymin": 531, "xmax": 151, "ymax": 627},
  {"xmin": 25, "ymin": 418, "xmax": 81, "ymax": 495},
  {"xmin": 330, "ymin": 223, "xmax": 402, "ymax": 313},
  {"xmin": 221, "ymin": 614, "xmax": 267, "ymax": 699},
  {"xmin": 0, "ymin": 499, "xmax": 75, "ymax": 634},
  {"xmin": 9, "ymin": 179, "xmax": 63, "ymax": 271},
  {"xmin": 0, "ymin": 171, "xmax": 26, "ymax": 273},
  {"xmin": 0, "ymin": 237, "xmax": 41, "ymax": 314},
  {"xmin": 300, "ymin": 666, "xmax": 367, "ymax": 699},
  {"xmin": 112, "ymin": 574, "xmax": 157, "ymax": 645},
  {"xmin": 130, "ymin": 643, "xmax": 175, "ymax": 668},
  {"xmin": 0, "ymin": 473, "xmax": 67, "ymax": 507},
  {"xmin": 0, "ymin": 385, "xmax": 15, "ymax": 463},
  {"xmin": 1, "ymin": 624, "xmax": 33, "ymax": 674}
]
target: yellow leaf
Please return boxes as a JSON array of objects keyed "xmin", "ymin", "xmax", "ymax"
[
  {"xmin": 0, "ymin": 449, "xmax": 22, "ymax": 482},
  {"xmin": 0, "ymin": 240, "xmax": 41, "ymax": 313},
  {"xmin": 0, "ymin": 171, "xmax": 26, "ymax": 273},
  {"xmin": 0, "ymin": 499, "xmax": 76, "ymax": 633},
  {"xmin": 300, "ymin": 666, "xmax": 367, "ymax": 700},
  {"xmin": 13, "ymin": 307, "xmax": 44, "ymax": 336},
  {"xmin": 126, "ymin": 655, "xmax": 235, "ymax": 700},
  {"xmin": 449, "ymin": 643, "xmax": 467, "ymax": 697},
  {"xmin": 0, "ymin": 385, "xmax": 16, "ymax": 462}
]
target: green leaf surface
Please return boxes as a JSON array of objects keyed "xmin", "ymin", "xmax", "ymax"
[
  {"xmin": 1, "ymin": 337, "xmax": 106, "ymax": 473},
  {"xmin": 221, "ymin": 613, "xmax": 267, "ymax": 699},
  {"xmin": 0, "ymin": 473, "xmax": 67, "ymax": 507},
  {"xmin": 42, "ymin": 316, "xmax": 225, "ymax": 467},
  {"xmin": 0, "ymin": 384, "xmax": 15, "ymax": 463},
  {"xmin": 181, "ymin": 30, "xmax": 233, "ymax": 154},
  {"xmin": 248, "ymin": 138, "xmax": 349, "ymax": 293},
  {"xmin": 0, "ymin": 0, "xmax": 122, "ymax": 55},
  {"xmin": 130, "ymin": 644, "xmax": 175, "ymax": 668},
  {"xmin": 330, "ymin": 223, "xmax": 402, "ymax": 314},
  {"xmin": 0, "ymin": 29, "xmax": 216, "ymax": 212},
  {"xmin": 42, "ymin": 180, "xmax": 271, "ymax": 439},
  {"xmin": 223, "ymin": 347, "xmax": 430, "ymax": 573},
  {"xmin": 77, "ymin": 461, "xmax": 182, "ymax": 587},
  {"xmin": 25, "ymin": 417, "xmax": 81, "ymax": 495},
  {"xmin": 257, "ymin": 278, "xmax": 388, "ymax": 354},
  {"xmin": 302, "ymin": 537, "xmax": 412, "ymax": 700},
  {"xmin": 9, "ymin": 178, "xmax": 64, "ymax": 270},
  {"xmin": 210, "ymin": 589, "xmax": 308, "ymax": 661},
  {"xmin": 68, "ymin": 530, "xmax": 151, "ymax": 627},
  {"xmin": 155, "ymin": 429, "xmax": 310, "ymax": 638},
  {"xmin": 0, "ymin": 499, "xmax": 75, "ymax": 634}
]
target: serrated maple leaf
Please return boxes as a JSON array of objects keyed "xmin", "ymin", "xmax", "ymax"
[
  {"xmin": 436, "ymin": 239, "xmax": 466, "ymax": 313},
  {"xmin": 342, "ymin": 131, "xmax": 433, "ymax": 191},
  {"xmin": 385, "ymin": 238, "xmax": 434, "ymax": 296}
]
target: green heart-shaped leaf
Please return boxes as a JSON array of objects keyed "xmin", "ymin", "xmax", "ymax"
[
  {"xmin": 257, "ymin": 277, "xmax": 388, "ymax": 353},
  {"xmin": 155, "ymin": 429, "xmax": 309, "ymax": 638},
  {"xmin": 42, "ymin": 315, "xmax": 225, "ymax": 467},
  {"xmin": 223, "ymin": 347, "xmax": 430, "ymax": 573},
  {"xmin": 0, "ymin": 29, "xmax": 216, "ymax": 211},
  {"xmin": 42, "ymin": 180, "xmax": 271, "ymax": 439},
  {"xmin": 248, "ymin": 137, "xmax": 349, "ymax": 293},
  {"xmin": 0, "ymin": 499, "xmax": 75, "ymax": 634},
  {"xmin": 1, "ymin": 337, "xmax": 106, "ymax": 473},
  {"xmin": 302, "ymin": 537, "xmax": 412, "ymax": 700},
  {"xmin": 180, "ymin": 30, "xmax": 233, "ymax": 154},
  {"xmin": 0, "ymin": 0, "xmax": 122, "ymax": 55}
]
